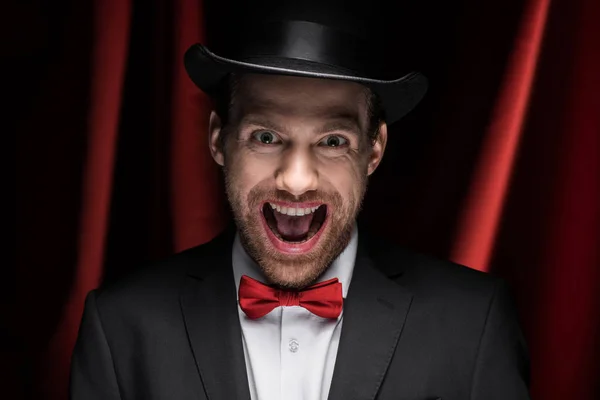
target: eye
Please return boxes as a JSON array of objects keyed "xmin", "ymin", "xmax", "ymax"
[
  {"xmin": 252, "ymin": 130, "xmax": 280, "ymax": 145},
  {"xmin": 319, "ymin": 135, "xmax": 348, "ymax": 147}
]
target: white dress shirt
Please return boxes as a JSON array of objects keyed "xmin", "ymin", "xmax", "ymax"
[{"xmin": 232, "ymin": 224, "xmax": 358, "ymax": 400}]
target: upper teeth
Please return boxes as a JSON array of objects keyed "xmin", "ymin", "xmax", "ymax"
[{"xmin": 269, "ymin": 203, "xmax": 321, "ymax": 216}]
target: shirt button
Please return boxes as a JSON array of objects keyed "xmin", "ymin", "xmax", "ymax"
[{"xmin": 288, "ymin": 339, "xmax": 299, "ymax": 353}]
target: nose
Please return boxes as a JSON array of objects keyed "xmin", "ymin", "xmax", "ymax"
[{"xmin": 275, "ymin": 146, "xmax": 318, "ymax": 196}]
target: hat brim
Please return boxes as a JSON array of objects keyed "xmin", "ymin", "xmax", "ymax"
[{"xmin": 184, "ymin": 44, "xmax": 428, "ymax": 124}]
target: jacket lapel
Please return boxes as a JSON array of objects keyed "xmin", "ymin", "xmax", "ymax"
[
  {"xmin": 327, "ymin": 235, "xmax": 414, "ymax": 400},
  {"xmin": 179, "ymin": 230, "xmax": 251, "ymax": 400}
]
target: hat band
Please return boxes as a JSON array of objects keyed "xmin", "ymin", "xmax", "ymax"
[{"xmin": 222, "ymin": 20, "xmax": 383, "ymax": 79}]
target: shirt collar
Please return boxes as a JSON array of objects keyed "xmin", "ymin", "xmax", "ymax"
[{"xmin": 232, "ymin": 222, "xmax": 358, "ymax": 298}]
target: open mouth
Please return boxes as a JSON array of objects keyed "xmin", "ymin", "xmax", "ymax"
[{"xmin": 262, "ymin": 202, "xmax": 328, "ymax": 244}]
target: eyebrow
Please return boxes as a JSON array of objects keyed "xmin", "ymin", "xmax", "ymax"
[
  {"xmin": 240, "ymin": 113, "xmax": 362, "ymax": 137},
  {"xmin": 318, "ymin": 116, "xmax": 361, "ymax": 137},
  {"xmin": 240, "ymin": 116, "xmax": 287, "ymax": 133}
]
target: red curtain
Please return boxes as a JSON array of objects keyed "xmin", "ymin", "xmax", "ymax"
[{"xmin": 15, "ymin": 0, "xmax": 599, "ymax": 398}]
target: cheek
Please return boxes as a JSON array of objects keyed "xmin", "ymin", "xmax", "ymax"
[
  {"xmin": 226, "ymin": 149, "xmax": 278, "ymax": 193},
  {"xmin": 318, "ymin": 156, "xmax": 366, "ymax": 201}
]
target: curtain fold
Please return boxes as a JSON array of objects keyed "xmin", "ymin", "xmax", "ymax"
[
  {"xmin": 34, "ymin": 1, "xmax": 133, "ymax": 398},
  {"xmin": 451, "ymin": 0, "xmax": 551, "ymax": 271},
  {"xmin": 526, "ymin": 0, "xmax": 600, "ymax": 396},
  {"xmin": 170, "ymin": 0, "xmax": 227, "ymax": 253}
]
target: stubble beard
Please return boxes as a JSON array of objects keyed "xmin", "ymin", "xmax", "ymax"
[{"xmin": 224, "ymin": 168, "xmax": 367, "ymax": 290}]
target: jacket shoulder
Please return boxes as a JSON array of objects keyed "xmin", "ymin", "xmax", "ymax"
[
  {"xmin": 93, "ymin": 229, "xmax": 233, "ymax": 314},
  {"xmin": 363, "ymin": 232, "xmax": 502, "ymax": 301}
]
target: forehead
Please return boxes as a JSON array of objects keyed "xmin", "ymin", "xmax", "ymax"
[{"xmin": 231, "ymin": 74, "xmax": 369, "ymax": 127}]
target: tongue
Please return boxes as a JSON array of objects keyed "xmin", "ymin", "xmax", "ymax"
[{"xmin": 273, "ymin": 213, "xmax": 314, "ymax": 241}]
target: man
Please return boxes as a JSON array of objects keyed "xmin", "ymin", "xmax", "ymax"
[{"xmin": 71, "ymin": 1, "xmax": 530, "ymax": 399}]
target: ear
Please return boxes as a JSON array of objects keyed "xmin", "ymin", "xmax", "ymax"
[
  {"xmin": 366, "ymin": 122, "xmax": 388, "ymax": 176},
  {"xmin": 208, "ymin": 111, "xmax": 225, "ymax": 166}
]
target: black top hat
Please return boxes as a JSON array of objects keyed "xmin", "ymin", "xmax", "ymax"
[{"xmin": 184, "ymin": 1, "xmax": 428, "ymax": 124}]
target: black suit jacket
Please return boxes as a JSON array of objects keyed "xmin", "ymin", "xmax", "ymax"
[{"xmin": 70, "ymin": 229, "xmax": 530, "ymax": 399}]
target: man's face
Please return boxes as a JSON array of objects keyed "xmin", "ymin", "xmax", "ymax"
[{"xmin": 209, "ymin": 74, "xmax": 387, "ymax": 289}]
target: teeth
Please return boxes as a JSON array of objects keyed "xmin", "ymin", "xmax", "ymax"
[{"xmin": 269, "ymin": 203, "xmax": 322, "ymax": 216}]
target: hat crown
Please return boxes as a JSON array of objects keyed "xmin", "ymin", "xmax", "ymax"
[
  {"xmin": 211, "ymin": 0, "xmax": 406, "ymax": 80},
  {"xmin": 234, "ymin": 0, "xmax": 380, "ymax": 33}
]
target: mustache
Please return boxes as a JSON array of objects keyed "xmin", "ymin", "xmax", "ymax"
[{"xmin": 246, "ymin": 188, "xmax": 341, "ymax": 206}]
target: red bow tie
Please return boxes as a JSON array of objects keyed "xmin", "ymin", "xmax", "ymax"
[{"xmin": 238, "ymin": 275, "xmax": 343, "ymax": 319}]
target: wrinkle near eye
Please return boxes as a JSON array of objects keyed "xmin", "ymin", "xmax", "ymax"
[{"xmin": 314, "ymin": 146, "xmax": 362, "ymax": 164}]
